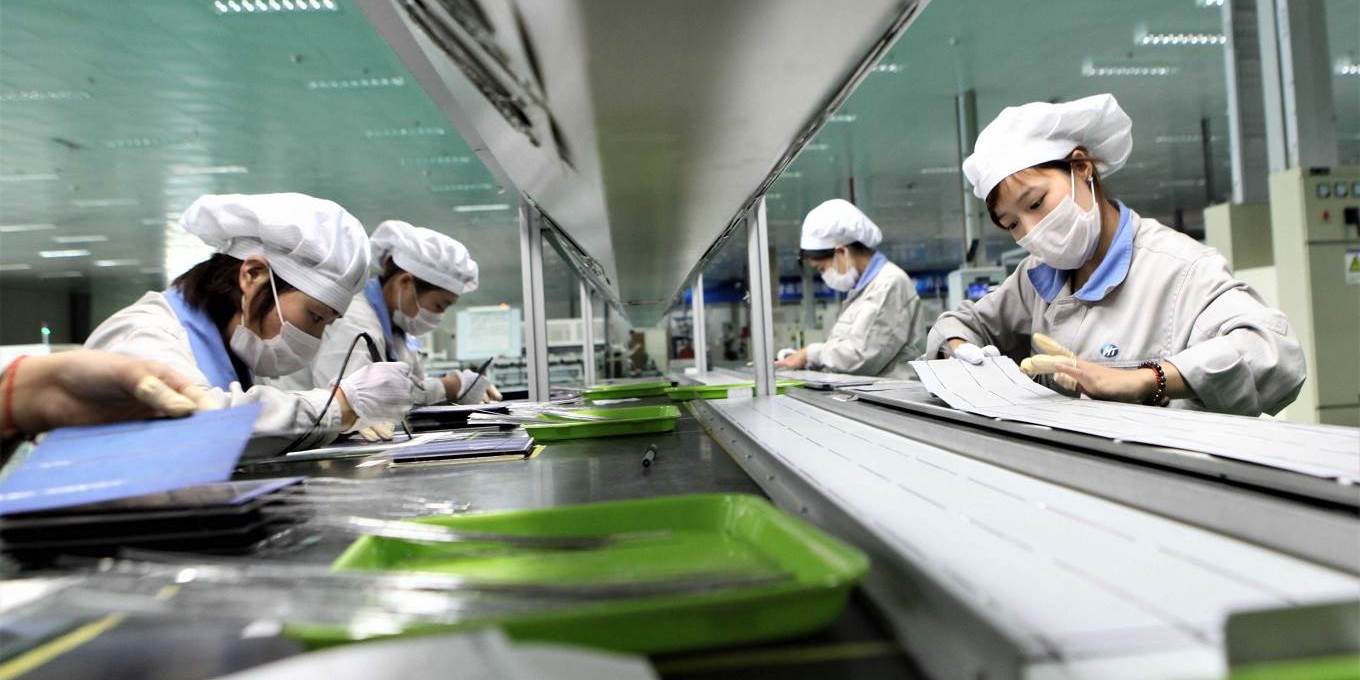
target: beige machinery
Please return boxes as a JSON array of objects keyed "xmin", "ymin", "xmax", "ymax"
[{"xmin": 1268, "ymin": 167, "xmax": 1360, "ymax": 426}]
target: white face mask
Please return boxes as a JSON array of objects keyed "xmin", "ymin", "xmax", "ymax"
[
  {"xmin": 391, "ymin": 279, "xmax": 443, "ymax": 336},
  {"xmin": 1016, "ymin": 171, "xmax": 1101, "ymax": 270},
  {"xmin": 820, "ymin": 250, "xmax": 859, "ymax": 292},
  {"xmin": 228, "ymin": 268, "xmax": 322, "ymax": 377}
]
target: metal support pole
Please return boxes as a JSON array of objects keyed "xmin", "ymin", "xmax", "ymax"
[
  {"xmin": 955, "ymin": 89, "xmax": 983, "ymax": 266},
  {"xmin": 579, "ymin": 279, "xmax": 597, "ymax": 386},
  {"xmin": 1200, "ymin": 116, "xmax": 1217, "ymax": 205},
  {"xmin": 518, "ymin": 200, "xmax": 550, "ymax": 401},
  {"xmin": 800, "ymin": 263, "xmax": 815, "ymax": 338},
  {"xmin": 1258, "ymin": 0, "xmax": 1338, "ymax": 170},
  {"xmin": 746, "ymin": 196, "xmax": 776, "ymax": 397},
  {"xmin": 691, "ymin": 273, "xmax": 708, "ymax": 373},
  {"xmin": 1222, "ymin": 0, "xmax": 1271, "ymax": 203}
]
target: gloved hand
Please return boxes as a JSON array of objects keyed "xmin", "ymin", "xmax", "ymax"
[
  {"xmin": 950, "ymin": 342, "xmax": 1000, "ymax": 365},
  {"xmin": 339, "ymin": 362, "xmax": 416, "ymax": 428},
  {"xmin": 1019, "ymin": 333, "xmax": 1079, "ymax": 391},
  {"xmin": 357, "ymin": 422, "xmax": 396, "ymax": 442},
  {"xmin": 452, "ymin": 369, "xmax": 492, "ymax": 404},
  {"xmin": 484, "ymin": 383, "xmax": 502, "ymax": 402},
  {"xmin": 775, "ymin": 348, "xmax": 797, "ymax": 361}
]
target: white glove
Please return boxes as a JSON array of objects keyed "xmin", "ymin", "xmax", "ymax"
[
  {"xmin": 951, "ymin": 342, "xmax": 1000, "ymax": 365},
  {"xmin": 775, "ymin": 348, "xmax": 797, "ymax": 361},
  {"xmin": 452, "ymin": 369, "xmax": 490, "ymax": 404},
  {"xmin": 1019, "ymin": 333, "xmax": 1080, "ymax": 391},
  {"xmin": 339, "ymin": 362, "xmax": 415, "ymax": 427},
  {"xmin": 357, "ymin": 422, "xmax": 396, "ymax": 442}
]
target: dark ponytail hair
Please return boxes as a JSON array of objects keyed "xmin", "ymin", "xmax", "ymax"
[{"xmin": 173, "ymin": 253, "xmax": 297, "ymax": 332}]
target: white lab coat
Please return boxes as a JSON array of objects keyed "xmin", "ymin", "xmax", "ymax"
[
  {"xmin": 267, "ymin": 290, "xmax": 464, "ymax": 406},
  {"xmin": 926, "ymin": 210, "xmax": 1305, "ymax": 416},
  {"xmin": 83, "ymin": 291, "xmax": 343, "ymax": 453},
  {"xmin": 807, "ymin": 258, "xmax": 924, "ymax": 379}
]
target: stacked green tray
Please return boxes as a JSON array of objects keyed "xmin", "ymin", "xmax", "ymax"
[
  {"xmin": 580, "ymin": 380, "xmax": 674, "ymax": 400},
  {"xmin": 523, "ymin": 404, "xmax": 681, "ymax": 442},
  {"xmin": 665, "ymin": 380, "xmax": 804, "ymax": 401},
  {"xmin": 300, "ymin": 494, "xmax": 868, "ymax": 653}
]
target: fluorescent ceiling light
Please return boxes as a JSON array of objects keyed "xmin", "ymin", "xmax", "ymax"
[
  {"xmin": 0, "ymin": 223, "xmax": 56, "ymax": 233},
  {"xmin": 401, "ymin": 155, "xmax": 471, "ymax": 166},
  {"xmin": 0, "ymin": 264, "xmax": 33, "ymax": 272},
  {"xmin": 1337, "ymin": 61, "xmax": 1360, "ymax": 76},
  {"xmin": 170, "ymin": 164, "xmax": 249, "ymax": 176},
  {"xmin": 782, "ymin": 171, "xmax": 803, "ymax": 179},
  {"xmin": 872, "ymin": 63, "xmax": 904, "ymax": 73},
  {"xmin": 53, "ymin": 235, "xmax": 109, "ymax": 244},
  {"xmin": 452, "ymin": 204, "xmax": 511, "ymax": 213},
  {"xmin": 307, "ymin": 77, "xmax": 404, "ymax": 90},
  {"xmin": 106, "ymin": 136, "xmax": 197, "ymax": 150},
  {"xmin": 366, "ymin": 127, "xmax": 446, "ymax": 138},
  {"xmin": 919, "ymin": 166, "xmax": 959, "ymax": 175},
  {"xmin": 0, "ymin": 173, "xmax": 59, "ymax": 183},
  {"xmin": 804, "ymin": 143, "xmax": 830, "ymax": 152},
  {"xmin": 829, "ymin": 114, "xmax": 857, "ymax": 123},
  {"xmin": 0, "ymin": 90, "xmax": 91, "ymax": 103},
  {"xmin": 1082, "ymin": 59, "xmax": 1178, "ymax": 77},
  {"xmin": 71, "ymin": 198, "xmax": 139, "ymax": 208},
  {"xmin": 430, "ymin": 183, "xmax": 495, "ymax": 193},
  {"xmin": 766, "ymin": 193, "xmax": 783, "ymax": 200},
  {"xmin": 1196, "ymin": 0, "xmax": 1224, "ymax": 6},
  {"xmin": 40, "ymin": 249, "xmax": 91, "ymax": 258},
  {"xmin": 1137, "ymin": 31, "xmax": 1225, "ymax": 46},
  {"xmin": 95, "ymin": 258, "xmax": 141, "ymax": 268},
  {"xmin": 216, "ymin": 0, "xmax": 335, "ymax": 13},
  {"xmin": 1157, "ymin": 178, "xmax": 1207, "ymax": 188},
  {"xmin": 1155, "ymin": 134, "xmax": 1222, "ymax": 144},
  {"xmin": 40, "ymin": 270, "xmax": 84, "ymax": 279}
]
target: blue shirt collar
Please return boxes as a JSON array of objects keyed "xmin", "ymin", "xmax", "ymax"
[
  {"xmin": 852, "ymin": 252, "xmax": 889, "ymax": 292},
  {"xmin": 163, "ymin": 288, "xmax": 243, "ymax": 390},
  {"xmin": 1026, "ymin": 201, "xmax": 1134, "ymax": 303},
  {"xmin": 363, "ymin": 278, "xmax": 397, "ymax": 360}
]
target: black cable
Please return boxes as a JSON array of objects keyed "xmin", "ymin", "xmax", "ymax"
[
  {"xmin": 454, "ymin": 356, "xmax": 496, "ymax": 402},
  {"xmin": 279, "ymin": 332, "xmax": 373, "ymax": 454}
]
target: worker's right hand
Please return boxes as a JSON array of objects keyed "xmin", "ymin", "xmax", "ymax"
[
  {"xmin": 1019, "ymin": 333, "xmax": 1080, "ymax": 391},
  {"xmin": 949, "ymin": 341, "xmax": 1000, "ymax": 365},
  {"xmin": 356, "ymin": 422, "xmax": 396, "ymax": 442},
  {"xmin": 338, "ymin": 362, "xmax": 416, "ymax": 426}
]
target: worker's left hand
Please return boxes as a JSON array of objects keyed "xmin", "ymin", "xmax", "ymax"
[
  {"xmin": 774, "ymin": 347, "xmax": 808, "ymax": 369},
  {"xmin": 356, "ymin": 422, "xmax": 396, "ymax": 442},
  {"xmin": 482, "ymin": 383, "xmax": 502, "ymax": 403},
  {"xmin": 5, "ymin": 350, "xmax": 211, "ymax": 435},
  {"xmin": 1050, "ymin": 360, "xmax": 1159, "ymax": 404},
  {"xmin": 1019, "ymin": 333, "xmax": 1079, "ymax": 391}
]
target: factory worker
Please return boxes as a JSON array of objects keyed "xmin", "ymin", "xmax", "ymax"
[
  {"xmin": 84, "ymin": 193, "xmax": 417, "ymax": 451},
  {"xmin": 774, "ymin": 199, "xmax": 923, "ymax": 379},
  {"xmin": 269, "ymin": 220, "xmax": 499, "ymax": 436},
  {"xmin": 927, "ymin": 93, "xmax": 1304, "ymax": 416}
]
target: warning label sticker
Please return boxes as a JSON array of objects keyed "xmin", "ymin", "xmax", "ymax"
[{"xmin": 1347, "ymin": 248, "xmax": 1360, "ymax": 286}]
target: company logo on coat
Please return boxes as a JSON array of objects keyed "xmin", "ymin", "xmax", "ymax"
[{"xmin": 1099, "ymin": 343, "xmax": 1119, "ymax": 358}]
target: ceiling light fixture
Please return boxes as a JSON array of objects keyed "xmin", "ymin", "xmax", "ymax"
[
  {"xmin": 366, "ymin": 127, "xmax": 446, "ymax": 138},
  {"xmin": 919, "ymin": 166, "xmax": 959, "ymax": 175},
  {"xmin": 71, "ymin": 198, "xmax": 139, "ymax": 208},
  {"xmin": 39, "ymin": 271, "xmax": 84, "ymax": 279},
  {"xmin": 53, "ymin": 235, "xmax": 109, "ymax": 244},
  {"xmin": 105, "ymin": 136, "xmax": 197, "ymax": 149},
  {"xmin": 829, "ymin": 113, "xmax": 857, "ymax": 123},
  {"xmin": 0, "ymin": 173, "xmax": 60, "ymax": 183},
  {"xmin": 170, "ymin": 164, "xmax": 250, "ymax": 176},
  {"xmin": 1337, "ymin": 61, "xmax": 1360, "ymax": 76},
  {"xmin": 452, "ymin": 204, "xmax": 511, "ymax": 213},
  {"xmin": 430, "ymin": 182, "xmax": 495, "ymax": 193},
  {"xmin": 0, "ymin": 90, "xmax": 91, "ymax": 103},
  {"xmin": 1157, "ymin": 178, "xmax": 1207, "ymax": 188},
  {"xmin": 804, "ymin": 143, "xmax": 830, "ymax": 152},
  {"xmin": 782, "ymin": 171, "xmax": 803, "ymax": 179},
  {"xmin": 215, "ymin": 0, "xmax": 334, "ymax": 13},
  {"xmin": 1154, "ymin": 133, "xmax": 1224, "ymax": 143},
  {"xmin": 307, "ymin": 77, "xmax": 405, "ymax": 90},
  {"xmin": 39, "ymin": 249, "xmax": 92, "ymax": 258},
  {"xmin": 95, "ymin": 258, "xmax": 141, "ymax": 268},
  {"xmin": 401, "ymin": 155, "xmax": 471, "ymax": 166},
  {"xmin": 1137, "ymin": 30, "xmax": 1226, "ymax": 46},
  {"xmin": 1082, "ymin": 59, "xmax": 1179, "ymax": 77},
  {"xmin": 1196, "ymin": 0, "xmax": 1224, "ymax": 6},
  {"xmin": 872, "ymin": 63, "xmax": 904, "ymax": 73},
  {"xmin": 0, "ymin": 264, "xmax": 33, "ymax": 272},
  {"xmin": 0, "ymin": 223, "xmax": 57, "ymax": 233}
]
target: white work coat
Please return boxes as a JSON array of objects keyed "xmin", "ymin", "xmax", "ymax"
[
  {"xmin": 926, "ymin": 205, "xmax": 1305, "ymax": 416},
  {"xmin": 83, "ymin": 291, "xmax": 343, "ymax": 453},
  {"xmin": 807, "ymin": 254, "xmax": 924, "ymax": 379},
  {"xmin": 267, "ymin": 282, "xmax": 464, "ymax": 405}
]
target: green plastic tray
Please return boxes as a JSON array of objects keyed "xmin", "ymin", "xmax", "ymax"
[
  {"xmin": 580, "ymin": 380, "xmax": 674, "ymax": 400},
  {"xmin": 300, "ymin": 494, "xmax": 867, "ymax": 653},
  {"xmin": 665, "ymin": 380, "xmax": 804, "ymax": 401},
  {"xmin": 523, "ymin": 404, "xmax": 680, "ymax": 442}
]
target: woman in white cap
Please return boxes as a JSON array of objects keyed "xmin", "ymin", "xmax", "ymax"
[
  {"xmin": 927, "ymin": 94, "xmax": 1304, "ymax": 416},
  {"xmin": 84, "ymin": 193, "xmax": 417, "ymax": 450},
  {"xmin": 774, "ymin": 199, "xmax": 923, "ymax": 379},
  {"xmin": 271, "ymin": 220, "xmax": 500, "ymax": 435}
]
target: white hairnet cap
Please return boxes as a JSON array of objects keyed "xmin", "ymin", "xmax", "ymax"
[
  {"xmin": 963, "ymin": 93, "xmax": 1133, "ymax": 200},
  {"xmin": 180, "ymin": 193, "xmax": 370, "ymax": 314},
  {"xmin": 370, "ymin": 220, "xmax": 479, "ymax": 295},
  {"xmin": 799, "ymin": 199, "xmax": 883, "ymax": 250}
]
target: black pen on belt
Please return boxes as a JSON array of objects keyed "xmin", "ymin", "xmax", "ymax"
[{"xmin": 642, "ymin": 444, "xmax": 657, "ymax": 467}]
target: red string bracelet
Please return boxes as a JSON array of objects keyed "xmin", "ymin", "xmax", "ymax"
[{"xmin": 2, "ymin": 354, "xmax": 29, "ymax": 438}]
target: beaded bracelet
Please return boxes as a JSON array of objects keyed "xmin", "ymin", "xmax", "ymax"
[{"xmin": 1139, "ymin": 360, "xmax": 1170, "ymax": 407}]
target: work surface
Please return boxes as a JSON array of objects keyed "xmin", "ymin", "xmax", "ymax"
[{"xmin": 4, "ymin": 398, "xmax": 925, "ymax": 680}]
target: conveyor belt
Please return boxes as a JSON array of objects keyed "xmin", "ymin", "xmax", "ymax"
[{"xmin": 690, "ymin": 394, "xmax": 1360, "ymax": 680}]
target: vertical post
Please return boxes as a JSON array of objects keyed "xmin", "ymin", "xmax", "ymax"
[
  {"xmin": 1200, "ymin": 116, "xmax": 1217, "ymax": 204},
  {"xmin": 1258, "ymin": 0, "xmax": 1338, "ymax": 170},
  {"xmin": 800, "ymin": 263, "xmax": 815, "ymax": 337},
  {"xmin": 955, "ymin": 89, "xmax": 983, "ymax": 266},
  {"xmin": 518, "ymin": 200, "xmax": 550, "ymax": 401},
  {"xmin": 579, "ymin": 279, "xmax": 597, "ymax": 386},
  {"xmin": 1222, "ymin": 0, "xmax": 1271, "ymax": 203},
  {"xmin": 746, "ymin": 196, "xmax": 776, "ymax": 397},
  {"xmin": 691, "ymin": 273, "xmax": 708, "ymax": 373}
]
